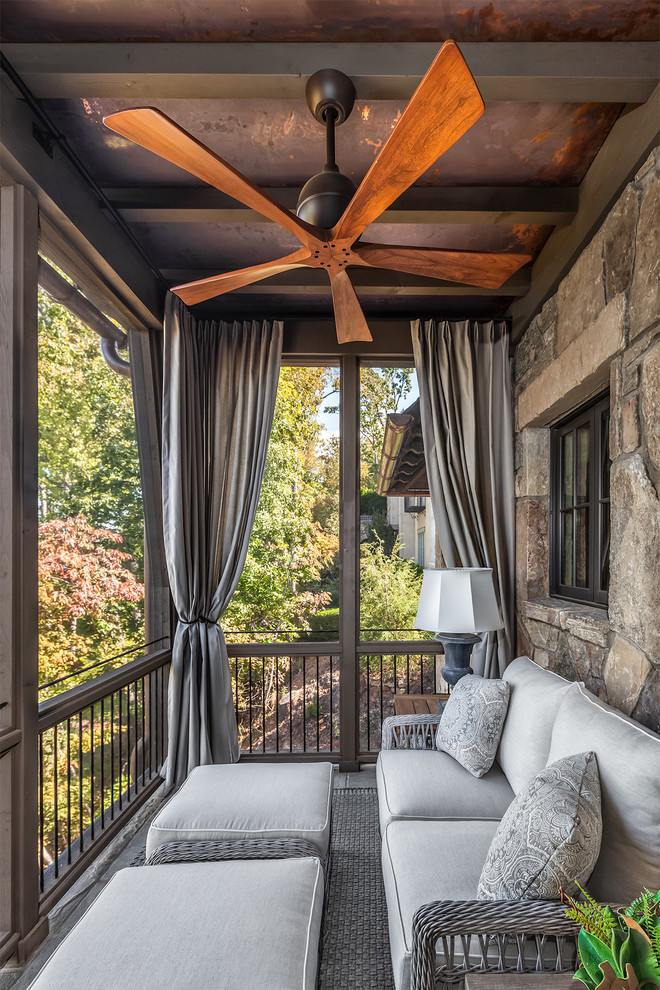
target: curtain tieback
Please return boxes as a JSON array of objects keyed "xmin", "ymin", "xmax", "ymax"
[{"xmin": 178, "ymin": 616, "xmax": 216, "ymax": 626}]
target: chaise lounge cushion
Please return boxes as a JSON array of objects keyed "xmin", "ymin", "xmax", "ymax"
[
  {"xmin": 146, "ymin": 761, "xmax": 333, "ymax": 860},
  {"xmin": 548, "ymin": 682, "xmax": 660, "ymax": 903},
  {"xmin": 381, "ymin": 819, "xmax": 500, "ymax": 990},
  {"xmin": 28, "ymin": 858, "xmax": 324, "ymax": 990},
  {"xmin": 376, "ymin": 749, "xmax": 514, "ymax": 835},
  {"xmin": 497, "ymin": 656, "xmax": 573, "ymax": 794},
  {"xmin": 477, "ymin": 751, "xmax": 602, "ymax": 900}
]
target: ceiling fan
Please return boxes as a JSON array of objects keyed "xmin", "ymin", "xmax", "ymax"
[{"xmin": 103, "ymin": 41, "xmax": 532, "ymax": 344}]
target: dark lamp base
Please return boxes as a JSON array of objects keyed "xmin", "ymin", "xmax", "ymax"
[{"xmin": 434, "ymin": 632, "xmax": 481, "ymax": 688}]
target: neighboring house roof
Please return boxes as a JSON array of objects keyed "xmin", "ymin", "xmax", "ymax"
[{"xmin": 376, "ymin": 399, "xmax": 429, "ymax": 497}]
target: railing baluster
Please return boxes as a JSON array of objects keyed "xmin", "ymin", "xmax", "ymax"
[
  {"xmin": 248, "ymin": 657, "xmax": 253, "ymax": 754},
  {"xmin": 39, "ymin": 733, "xmax": 44, "ymax": 893},
  {"xmin": 134, "ymin": 679, "xmax": 139, "ymax": 794},
  {"xmin": 78, "ymin": 712, "xmax": 84, "ymax": 853},
  {"xmin": 118, "ymin": 687, "xmax": 123, "ymax": 811},
  {"xmin": 141, "ymin": 677, "xmax": 146, "ymax": 787},
  {"xmin": 289, "ymin": 657, "xmax": 293, "ymax": 752},
  {"xmin": 366, "ymin": 656, "xmax": 371, "ymax": 751},
  {"xmin": 100, "ymin": 698, "xmax": 105, "ymax": 829},
  {"xmin": 66, "ymin": 718, "xmax": 71, "ymax": 864},
  {"xmin": 110, "ymin": 692, "xmax": 115, "ymax": 820},
  {"xmin": 275, "ymin": 657, "xmax": 280, "ymax": 754},
  {"xmin": 302, "ymin": 656, "xmax": 307, "ymax": 752},
  {"xmin": 90, "ymin": 705, "xmax": 95, "ymax": 840},
  {"xmin": 316, "ymin": 655, "xmax": 320, "ymax": 752},
  {"xmin": 53, "ymin": 724, "xmax": 59, "ymax": 877},
  {"xmin": 329, "ymin": 653, "xmax": 334, "ymax": 752},
  {"xmin": 261, "ymin": 658, "xmax": 266, "ymax": 753}
]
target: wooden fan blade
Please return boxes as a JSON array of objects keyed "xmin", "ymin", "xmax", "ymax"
[
  {"xmin": 330, "ymin": 270, "xmax": 373, "ymax": 344},
  {"xmin": 334, "ymin": 41, "xmax": 484, "ymax": 244},
  {"xmin": 172, "ymin": 249, "xmax": 312, "ymax": 306},
  {"xmin": 103, "ymin": 108, "xmax": 317, "ymax": 245},
  {"xmin": 355, "ymin": 244, "xmax": 532, "ymax": 289}
]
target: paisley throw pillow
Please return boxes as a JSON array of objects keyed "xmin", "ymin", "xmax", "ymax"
[
  {"xmin": 477, "ymin": 751, "xmax": 602, "ymax": 900},
  {"xmin": 435, "ymin": 675, "xmax": 510, "ymax": 777}
]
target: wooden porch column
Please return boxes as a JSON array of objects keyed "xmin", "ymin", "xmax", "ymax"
[
  {"xmin": 0, "ymin": 183, "xmax": 47, "ymax": 961},
  {"xmin": 339, "ymin": 355, "xmax": 360, "ymax": 770}
]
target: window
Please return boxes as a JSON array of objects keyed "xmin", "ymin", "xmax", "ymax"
[
  {"xmin": 417, "ymin": 529, "xmax": 425, "ymax": 567},
  {"xmin": 404, "ymin": 495, "xmax": 426, "ymax": 513},
  {"xmin": 551, "ymin": 394, "xmax": 610, "ymax": 606}
]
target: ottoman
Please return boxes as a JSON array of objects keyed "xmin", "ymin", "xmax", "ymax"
[
  {"xmin": 146, "ymin": 761, "xmax": 334, "ymax": 862},
  {"xmin": 29, "ymin": 858, "xmax": 324, "ymax": 990}
]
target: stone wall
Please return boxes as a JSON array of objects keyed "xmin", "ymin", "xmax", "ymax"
[{"xmin": 513, "ymin": 148, "xmax": 660, "ymax": 732}]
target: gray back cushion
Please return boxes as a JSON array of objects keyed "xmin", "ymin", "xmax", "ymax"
[
  {"xmin": 497, "ymin": 656, "xmax": 572, "ymax": 794},
  {"xmin": 548, "ymin": 682, "xmax": 660, "ymax": 903}
]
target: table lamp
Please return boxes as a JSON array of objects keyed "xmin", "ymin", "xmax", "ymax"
[{"xmin": 415, "ymin": 567, "xmax": 503, "ymax": 688}]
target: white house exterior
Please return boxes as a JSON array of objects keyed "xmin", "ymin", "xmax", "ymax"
[{"xmin": 386, "ymin": 496, "xmax": 441, "ymax": 569}]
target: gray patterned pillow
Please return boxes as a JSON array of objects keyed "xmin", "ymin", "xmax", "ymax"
[
  {"xmin": 477, "ymin": 751, "xmax": 602, "ymax": 900},
  {"xmin": 435, "ymin": 675, "xmax": 510, "ymax": 777}
]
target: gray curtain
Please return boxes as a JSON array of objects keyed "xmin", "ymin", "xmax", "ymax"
[
  {"xmin": 411, "ymin": 318, "xmax": 515, "ymax": 678},
  {"xmin": 162, "ymin": 293, "xmax": 282, "ymax": 785}
]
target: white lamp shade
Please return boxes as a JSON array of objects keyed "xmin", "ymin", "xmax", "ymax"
[{"xmin": 415, "ymin": 568, "xmax": 503, "ymax": 634}]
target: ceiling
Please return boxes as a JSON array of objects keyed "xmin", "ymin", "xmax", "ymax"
[{"xmin": 1, "ymin": 2, "xmax": 658, "ymax": 348}]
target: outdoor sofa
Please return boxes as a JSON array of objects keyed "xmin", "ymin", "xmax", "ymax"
[{"xmin": 377, "ymin": 654, "xmax": 660, "ymax": 990}]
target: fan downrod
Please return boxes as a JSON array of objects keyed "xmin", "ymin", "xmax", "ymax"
[{"xmin": 297, "ymin": 69, "xmax": 357, "ymax": 230}]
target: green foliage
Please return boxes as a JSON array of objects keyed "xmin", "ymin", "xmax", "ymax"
[
  {"xmin": 359, "ymin": 536, "xmax": 429, "ymax": 640},
  {"xmin": 564, "ymin": 886, "xmax": 660, "ymax": 990},
  {"xmin": 359, "ymin": 368, "xmax": 413, "ymax": 489},
  {"xmin": 223, "ymin": 367, "xmax": 338, "ymax": 640},
  {"xmin": 38, "ymin": 291, "xmax": 144, "ymax": 573}
]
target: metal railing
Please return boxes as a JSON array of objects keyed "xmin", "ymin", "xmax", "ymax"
[
  {"xmin": 37, "ymin": 648, "xmax": 171, "ymax": 908},
  {"xmin": 227, "ymin": 638, "xmax": 444, "ymax": 758},
  {"xmin": 358, "ymin": 641, "xmax": 445, "ymax": 752},
  {"xmin": 227, "ymin": 642, "xmax": 340, "ymax": 755}
]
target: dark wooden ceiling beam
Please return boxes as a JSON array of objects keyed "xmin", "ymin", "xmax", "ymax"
[
  {"xmin": 3, "ymin": 43, "xmax": 657, "ymax": 103},
  {"xmin": 0, "ymin": 75, "xmax": 164, "ymax": 330},
  {"xmin": 106, "ymin": 186, "xmax": 578, "ymax": 226},
  {"xmin": 508, "ymin": 85, "xmax": 660, "ymax": 343},
  {"xmin": 160, "ymin": 268, "xmax": 531, "ymax": 296}
]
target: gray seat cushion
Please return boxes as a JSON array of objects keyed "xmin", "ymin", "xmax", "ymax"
[
  {"xmin": 376, "ymin": 749, "xmax": 513, "ymax": 835},
  {"xmin": 548, "ymin": 682, "xmax": 660, "ymax": 903},
  {"xmin": 497, "ymin": 655, "xmax": 572, "ymax": 794},
  {"xmin": 382, "ymin": 819, "xmax": 499, "ymax": 990},
  {"xmin": 28, "ymin": 859, "xmax": 324, "ymax": 990},
  {"xmin": 146, "ymin": 761, "xmax": 333, "ymax": 860}
]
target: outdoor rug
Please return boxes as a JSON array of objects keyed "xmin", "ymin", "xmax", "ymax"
[{"xmin": 319, "ymin": 786, "xmax": 395, "ymax": 990}]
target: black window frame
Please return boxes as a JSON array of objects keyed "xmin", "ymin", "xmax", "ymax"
[{"xmin": 550, "ymin": 393, "xmax": 610, "ymax": 607}]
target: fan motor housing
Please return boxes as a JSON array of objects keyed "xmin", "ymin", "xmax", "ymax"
[{"xmin": 296, "ymin": 170, "xmax": 357, "ymax": 230}]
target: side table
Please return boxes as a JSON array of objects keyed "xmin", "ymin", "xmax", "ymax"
[
  {"xmin": 393, "ymin": 693, "xmax": 448, "ymax": 716},
  {"xmin": 465, "ymin": 974, "xmax": 575, "ymax": 989}
]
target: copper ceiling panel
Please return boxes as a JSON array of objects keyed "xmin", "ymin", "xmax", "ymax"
[
  {"xmin": 44, "ymin": 97, "xmax": 620, "ymax": 188},
  {"xmin": 1, "ymin": 1, "xmax": 657, "ymax": 43}
]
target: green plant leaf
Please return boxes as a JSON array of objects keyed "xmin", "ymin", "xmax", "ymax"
[
  {"xmin": 574, "ymin": 965, "xmax": 598, "ymax": 990},
  {"xmin": 580, "ymin": 930, "xmax": 620, "ymax": 984},
  {"xmin": 620, "ymin": 929, "xmax": 660, "ymax": 984}
]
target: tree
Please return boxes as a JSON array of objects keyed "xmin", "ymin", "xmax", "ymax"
[
  {"xmin": 222, "ymin": 367, "xmax": 339, "ymax": 639},
  {"xmin": 38, "ymin": 516, "xmax": 144, "ymax": 693},
  {"xmin": 38, "ymin": 292, "xmax": 144, "ymax": 573},
  {"xmin": 360, "ymin": 367, "xmax": 414, "ymax": 489},
  {"xmin": 359, "ymin": 535, "xmax": 428, "ymax": 640}
]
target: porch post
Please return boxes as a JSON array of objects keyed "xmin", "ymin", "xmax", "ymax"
[
  {"xmin": 339, "ymin": 355, "xmax": 360, "ymax": 770},
  {"xmin": 0, "ymin": 184, "xmax": 47, "ymax": 961}
]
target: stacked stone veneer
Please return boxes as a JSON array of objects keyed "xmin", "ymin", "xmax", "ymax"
[{"xmin": 513, "ymin": 148, "xmax": 660, "ymax": 732}]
